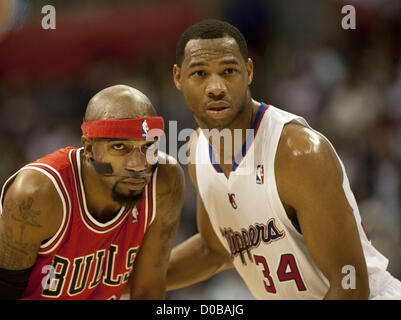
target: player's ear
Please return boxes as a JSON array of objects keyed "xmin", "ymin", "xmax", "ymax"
[
  {"xmin": 173, "ymin": 64, "xmax": 183, "ymax": 91},
  {"xmin": 246, "ymin": 58, "xmax": 254, "ymax": 86},
  {"xmin": 81, "ymin": 136, "xmax": 94, "ymax": 160}
]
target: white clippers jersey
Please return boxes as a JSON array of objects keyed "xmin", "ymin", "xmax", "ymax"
[{"xmin": 195, "ymin": 103, "xmax": 391, "ymax": 300}]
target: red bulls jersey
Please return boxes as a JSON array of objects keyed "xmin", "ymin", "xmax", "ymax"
[{"xmin": 0, "ymin": 147, "xmax": 157, "ymax": 300}]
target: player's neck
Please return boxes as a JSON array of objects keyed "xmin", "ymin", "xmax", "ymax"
[
  {"xmin": 203, "ymin": 98, "xmax": 260, "ymax": 177},
  {"xmin": 231, "ymin": 98, "xmax": 260, "ymax": 131}
]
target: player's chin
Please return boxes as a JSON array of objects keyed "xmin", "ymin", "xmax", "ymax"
[
  {"xmin": 203, "ymin": 113, "xmax": 235, "ymax": 128},
  {"xmin": 115, "ymin": 182, "xmax": 145, "ymax": 195},
  {"xmin": 111, "ymin": 185, "xmax": 144, "ymax": 206}
]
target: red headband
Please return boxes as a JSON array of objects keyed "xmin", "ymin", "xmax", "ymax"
[{"xmin": 81, "ymin": 117, "xmax": 165, "ymax": 140}]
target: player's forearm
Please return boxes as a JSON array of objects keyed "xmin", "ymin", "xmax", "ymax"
[
  {"xmin": 167, "ymin": 233, "xmax": 231, "ymax": 291},
  {"xmin": 130, "ymin": 284, "xmax": 166, "ymax": 300}
]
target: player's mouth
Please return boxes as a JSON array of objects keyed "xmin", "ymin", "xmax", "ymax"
[
  {"xmin": 206, "ymin": 101, "xmax": 231, "ymax": 119},
  {"xmin": 120, "ymin": 178, "xmax": 146, "ymax": 190}
]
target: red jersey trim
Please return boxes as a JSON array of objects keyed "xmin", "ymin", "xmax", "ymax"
[{"xmin": 69, "ymin": 148, "xmax": 131, "ymax": 234}]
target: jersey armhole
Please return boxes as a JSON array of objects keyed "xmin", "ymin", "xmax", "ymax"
[{"xmin": 22, "ymin": 164, "xmax": 71, "ymax": 255}]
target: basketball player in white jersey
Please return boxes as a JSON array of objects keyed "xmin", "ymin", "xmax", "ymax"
[{"xmin": 167, "ymin": 19, "xmax": 401, "ymax": 299}]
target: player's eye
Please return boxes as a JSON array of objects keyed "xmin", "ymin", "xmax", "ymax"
[
  {"xmin": 223, "ymin": 68, "xmax": 236, "ymax": 75},
  {"xmin": 141, "ymin": 142, "xmax": 157, "ymax": 152},
  {"xmin": 191, "ymin": 70, "xmax": 206, "ymax": 77},
  {"xmin": 112, "ymin": 143, "xmax": 126, "ymax": 151}
]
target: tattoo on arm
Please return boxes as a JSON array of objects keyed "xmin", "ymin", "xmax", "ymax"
[
  {"xmin": 0, "ymin": 234, "xmax": 37, "ymax": 268},
  {"xmin": 153, "ymin": 178, "xmax": 182, "ymax": 268},
  {"xmin": 0, "ymin": 197, "xmax": 42, "ymax": 269},
  {"xmin": 12, "ymin": 197, "xmax": 42, "ymax": 242}
]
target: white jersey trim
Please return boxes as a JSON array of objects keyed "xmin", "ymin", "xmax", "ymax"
[
  {"xmin": 70, "ymin": 148, "xmax": 130, "ymax": 234},
  {"xmin": 0, "ymin": 164, "xmax": 71, "ymax": 255}
]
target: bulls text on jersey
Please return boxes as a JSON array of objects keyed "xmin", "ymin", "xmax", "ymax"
[{"xmin": 41, "ymin": 244, "xmax": 138, "ymax": 298}]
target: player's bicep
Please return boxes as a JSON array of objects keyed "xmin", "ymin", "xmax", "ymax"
[
  {"xmin": 277, "ymin": 126, "xmax": 368, "ymax": 288},
  {"xmin": 295, "ymin": 184, "xmax": 366, "ymax": 282},
  {"xmin": 0, "ymin": 195, "xmax": 40, "ymax": 270},
  {"xmin": 1, "ymin": 187, "xmax": 43, "ymax": 270},
  {"xmin": 0, "ymin": 170, "xmax": 63, "ymax": 270}
]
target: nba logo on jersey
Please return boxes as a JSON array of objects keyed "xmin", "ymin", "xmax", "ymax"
[
  {"xmin": 142, "ymin": 119, "xmax": 149, "ymax": 138},
  {"xmin": 256, "ymin": 164, "xmax": 264, "ymax": 184},
  {"xmin": 228, "ymin": 193, "xmax": 238, "ymax": 209},
  {"xmin": 132, "ymin": 207, "xmax": 138, "ymax": 223}
]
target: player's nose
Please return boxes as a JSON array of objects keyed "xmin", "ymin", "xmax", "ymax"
[
  {"xmin": 124, "ymin": 148, "xmax": 147, "ymax": 172},
  {"xmin": 205, "ymin": 74, "xmax": 227, "ymax": 99}
]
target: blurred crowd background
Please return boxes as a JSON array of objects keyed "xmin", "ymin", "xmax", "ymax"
[{"xmin": 0, "ymin": 0, "xmax": 400, "ymax": 299}]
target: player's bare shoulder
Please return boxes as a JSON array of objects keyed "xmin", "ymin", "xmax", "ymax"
[
  {"xmin": 275, "ymin": 122, "xmax": 343, "ymax": 200},
  {"xmin": 277, "ymin": 122, "xmax": 340, "ymax": 168},
  {"xmin": 0, "ymin": 169, "xmax": 63, "ymax": 269},
  {"xmin": 3, "ymin": 169, "xmax": 64, "ymax": 234}
]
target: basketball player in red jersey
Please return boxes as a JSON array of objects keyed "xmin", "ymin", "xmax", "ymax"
[{"xmin": 0, "ymin": 85, "xmax": 184, "ymax": 300}]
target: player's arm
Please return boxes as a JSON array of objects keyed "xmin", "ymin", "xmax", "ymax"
[
  {"xmin": 128, "ymin": 160, "xmax": 184, "ymax": 299},
  {"xmin": 0, "ymin": 170, "xmax": 63, "ymax": 299},
  {"xmin": 167, "ymin": 132, "xmax": 233, "ymax": 291},
  {"xmin": 276, "ymin": 123, "xmax": 370, "ymax": 299},
  {"xmin": 167, "ymin": 192, "xmax": 233, "ymax": 291}
]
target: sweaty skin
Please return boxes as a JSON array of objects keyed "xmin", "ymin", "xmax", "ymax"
[{"xmin": 168, "ymin": 37, "xmax": 370, "ymax": 299}]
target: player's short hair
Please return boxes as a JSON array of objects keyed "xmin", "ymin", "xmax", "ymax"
[{"xmin": 176, "ymin": 19, "xmax": 248, "ymax": 66}]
